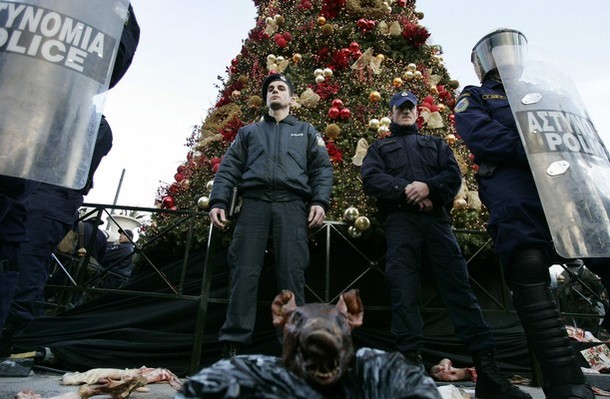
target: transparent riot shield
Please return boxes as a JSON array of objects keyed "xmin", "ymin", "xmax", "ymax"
[
  {"xmin": 0, "ymin": 0, "xmax": 131, "ymax": 188},
  {"xmin": 495, "ymin": 45, "xmax": 610, "ymax": 258}
]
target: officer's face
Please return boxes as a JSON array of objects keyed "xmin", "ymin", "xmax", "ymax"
[
  {"xmin": 391, "ymin": 102, "xmax": 418, "ymax": 127},
  {"xmin": 267, "ymin": 81, "xmax": 294, "ymax": 111}
]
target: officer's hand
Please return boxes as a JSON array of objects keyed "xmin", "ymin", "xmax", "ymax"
[
  {"xmin": 418, "ymin": 198, "xmax": 434, "ymax": 212},
  {"xmin": 308, "ymin": 205, "xmax": 325, "ymax": 229},
  {"xmin": 405, "ymin": 181, "xmax": 430, "ymax": 205},
  {"xmin": 209, "ymin": 207, "xmax": 228, "ymax": 230}
]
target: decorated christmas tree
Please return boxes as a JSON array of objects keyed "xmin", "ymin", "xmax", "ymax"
[{"xmin": 145, "ymin": 0, "xmax": 488, "ymax": 256}]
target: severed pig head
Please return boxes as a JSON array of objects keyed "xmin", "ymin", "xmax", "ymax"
[{"xmin": 271, "ymin": 289, "xmax": 363, "ymax": 388}]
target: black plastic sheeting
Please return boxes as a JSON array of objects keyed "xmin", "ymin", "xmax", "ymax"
[
  {"xmin": 176, "ymin": 349, "xmax": 441, "ymax": 399},
  {"xmin": 12, "ymin": 239, "xmax": 531, "ymax": 378}
]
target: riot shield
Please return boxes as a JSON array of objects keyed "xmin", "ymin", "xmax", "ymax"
[
  {"xmin": 0, "ymin": 0, "xmax": 131, "ymax": 188},
  {"xmin": 495, "ymin": 45, "xmax": 610, "ymax": 258}
]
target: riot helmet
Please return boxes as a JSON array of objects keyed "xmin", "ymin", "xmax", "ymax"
[{"xmin": 471, "ymin": 28, "xmax": 527, "ymax": 82}]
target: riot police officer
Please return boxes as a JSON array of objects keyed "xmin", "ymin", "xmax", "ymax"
[{"xmin": 454, "ymin": 29, "xmax": 594, "ymax": 398}]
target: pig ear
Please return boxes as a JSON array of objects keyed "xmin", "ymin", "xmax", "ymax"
[
  {"xmin": 271, "ymin": 290, "xmax": 297, "ymax": 328},
  {"xmin": 336, "ymin": 289, "xmax": 363, "ymax": 329}
]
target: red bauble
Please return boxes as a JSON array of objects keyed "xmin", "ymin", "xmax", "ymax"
[
  {"xmin": 328, "ymin": 107, "xmax": 341, "ymax": 119},
  {"xmin": 331, "ymin": 99, "xmax": 344, "ymax": 109},
  {"xmin": 340, "ymin": 107, "xmax": 352, "ymax": 120},
  {"xmin": 397, "ymin": 0, "xmax": 407, "ymax": 6},
  {"xmin": 210, "ymin": 157, "xmax": 222, "ymax": 165},
  {"xmin": 282, "ymin": 31, "xmax": 292, "ymax": 41},
  {"xmin": 352, "ymin": 50, "xmax": 362, "ymax": 59},
  {"xmin": 168, "ymin": 183, "xmax": 179, "ymax": 195},
  {"xmin": 212, "ymin": 163, "xmax": 220, "ymax": 173},
  {"xmin": 422, "ymin": 95, "xmax": 435, "ymax": 106},
  {"xmin": 275, "ymin": 37, "xmax": 288, "ymax": 48},
  {"xmin": 162, "ymin": 196, "xmax": 175, "ymax": 209},
  {"xmin": 177, "ymin": 165, "xmax": 186, "ymax": 173},
  {"xmin": 174, "ymin": 172, "xmax": 184, "ymax": 182},
  {"xmin": 349, "ymin": 42, "xmax": 360, "ymax": 52}
]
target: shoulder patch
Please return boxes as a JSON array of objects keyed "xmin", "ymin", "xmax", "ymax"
[
  {"xmin": 454, "ymin": 98, "xmax": 469, "ymax": 113},
  {"xmin": 316, "ymin": 134, "xmax": 325, "ymax": 147}
]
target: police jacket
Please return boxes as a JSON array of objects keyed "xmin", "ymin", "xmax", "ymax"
[
  {"xmin": 454, "ymin": 77, "xmax": 553, "ymax": 257},
  {"xmin": 454, "ymin": 78, "xmax": 528, "ymax": 169},
  {"xmin": 361, "ymin": 123, "xmax": 461, "ymax": 219},
  {"xmin": 210, "ymin": 113, "xmax": 333, "ymax": 210}
]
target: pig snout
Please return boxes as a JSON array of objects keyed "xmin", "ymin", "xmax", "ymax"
[{"xmin": 283, "ymin": 311, "xmax": 354, "ymax": 387}]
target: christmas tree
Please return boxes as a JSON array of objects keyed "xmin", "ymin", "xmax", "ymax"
[{"xmin": 145, "ymin": 0, "xmax": 488, "ymax": 257}]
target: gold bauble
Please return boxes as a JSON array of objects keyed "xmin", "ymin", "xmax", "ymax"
[
  {"xmin": 314, "ymin": 68, "xmax": 324, "ymax": 77},
  {"xmin": 321, "ymin": 24, "xmax": 334, "ymax": 36},
  {"xmin": 403, "ymin": 71, "xmax": 414, "ymax": 80},
  {"xmin": 197, "ymin": 196, "xmax": 210, "ymax": 210},
  {"xmin": 276, "ymin": 56, "xmax": 285, "ymax": 62},
  {"xmin": 392, "ymin": 77, "xmax": 403, "ymax": 88},
  {"xmin": 407, "ymin": 63, "xmax": 417, "ymax": 72},
  {"xmin": 376, "ymin": 54, "xmax": 385, "ymax": 62},
  {"xmin": 347, "ymin": 226, "xmax": 362, "ymax": 239},
  {"xmin": 274, "ymin": 15, "xmax": 285, "ymax": 25},
  {"xmin": 238, "ymin": 75, "xmax": 249, "ymax": 86},
  {"xmin": 445, "ymin": 133, "xmax": 456, "ymax": 145},
  {"xmin": 377, "ymin": 125, "xmax": 390, "ymax": 137},
  {"xmin": 369, "ymin": 90, "xmax": 381, "ymax": 102},
  {"xmin": 380, "ymin": 117, "xmax": 392, "ymax": 126},
  {"xmin": 438, "ymin": 104, "xmax": 446, "ymax": 112},
  {"xmin": 416, "ymin": 11, "xmax": 424, "ymax": 19},
  {"xmin": 292, "ymin": 53, "xmax": 302, "ymax": 63},
  {"xmin": 181, "ymin": 179, "xmax": 191, "ymax": 189},
  {"xmin": 453, "ymin": 198, "xmax": 468, "ymax": 210},
  {"xmin": 317, "ymin": 16, "xmax": 327, "ymax": 25},
  {"xmin": 413, "ymin": 70, "xmax": 423, "ymax": 79},
  {"xmin": 315, "ymin": 75, "xmax": 326, "ymax": 84},
  {"xmin": 448, "ymin": 79, "xmax": 460, "ymax": 90},
  {"xmin": 343, "ymin": 206, "xmax": 360, "ymax": 222},
  {"xmin": 368, "ymin": 118, "xmax": 381, "ymax": 130},
  {"xmin": 325, "ymin": 123, "xmax": 341, "ymax": 140},
  {"xmin": 323, "ymin": 68, "xmax": 333, "ymax": 77},
  {"xmin": 267, "ymin": 54, "xmax": 276, "ymax": 63},
  {"xmin": 248, "ymin": 95, "xmax": 263, "ymax": 107},
  {"xmin": 354, "ymin": 216, "xmax": 371, "ymax": 232},
  {"xmin": 231, "ymin": 90, "xmax": 241, "ymax": 99},
  {"xmin": 265, "ymin": 16, "xmax": 274, "ymax": 25},
  {"xmin": 206, "ymin": 180, "xmax": 214, "ymax": 191}
]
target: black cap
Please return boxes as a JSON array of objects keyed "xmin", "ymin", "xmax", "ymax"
[
  {"xmin": 261, "ymin": 73, "xmax": 294, "ymax": 99},
  {"xmin": 390, "ymin": 91, "xmax": 418, "ymax": 109}
]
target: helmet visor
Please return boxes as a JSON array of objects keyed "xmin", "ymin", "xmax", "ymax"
[{"xmin": 471, "ymin": 29, "xmax": 527, "ymax": 81}]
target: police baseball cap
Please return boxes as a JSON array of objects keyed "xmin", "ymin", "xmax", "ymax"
[
  {"xmin": 261, "ymin": 73, "xmax": 294, "ymax": 98},
  {"xmin": 390, "ymin": 91, "xmax": 418, "ymax": 109}
]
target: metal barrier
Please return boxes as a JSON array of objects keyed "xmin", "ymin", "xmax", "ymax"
[{"xmin": 43, "ymin": 204, "xmax": 604, "ymax": 375}]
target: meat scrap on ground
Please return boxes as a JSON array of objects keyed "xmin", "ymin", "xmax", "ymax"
[{"xmin": 61, "ymin": 366, "xmax": 181, "ymax": 390}]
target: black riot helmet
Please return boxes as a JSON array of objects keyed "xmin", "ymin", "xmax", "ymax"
[{"xmin": 471, "ymin": 28, "xmax": 527, "ymax": 82}]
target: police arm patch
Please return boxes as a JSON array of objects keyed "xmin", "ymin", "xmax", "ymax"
[{"xmin": 454, "ymin": 98, "xmax": 469, "ymax": 113}]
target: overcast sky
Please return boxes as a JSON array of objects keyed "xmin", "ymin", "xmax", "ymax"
[{"xmin": 86, "ymin": 0, "xmax": 610, "ymax": 208}]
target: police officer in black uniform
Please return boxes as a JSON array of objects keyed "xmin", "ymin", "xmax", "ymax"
[
  {"xmin": 361, "ymin": 91, "xmax": 530, "ymax": 399},
  {"xmin": 454, "ymin": 29, "xmax": 594, "ymax": 398},
  {"xmin": 209, "ymin": 73, "xmax": 333, "ymax": 357}
]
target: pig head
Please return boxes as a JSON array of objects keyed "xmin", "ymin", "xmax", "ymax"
[{"xmin": 271, "ymin": 289, "xmax": 363, "ymax": 388}]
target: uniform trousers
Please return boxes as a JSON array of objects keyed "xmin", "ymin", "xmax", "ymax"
[
  {"xmin": 219, "ymin": 198, "xmax": 309, "ymax": 344},
  {"xmin": 384, "ymin": 211, "xmax": 495, "ymax": 354}
]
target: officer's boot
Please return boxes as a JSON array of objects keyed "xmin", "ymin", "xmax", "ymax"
[
  {"xmin": 512, "ymin": 282, "xmax": 594, "ymax": 399},
  {"xmin": 472, "ymin": 349, "xmax": 532, "ymax": 399}
]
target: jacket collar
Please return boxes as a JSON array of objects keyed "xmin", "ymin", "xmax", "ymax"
[{"xmin": 263, "ymin": 113, "xmax": 298, "ymax": 125}]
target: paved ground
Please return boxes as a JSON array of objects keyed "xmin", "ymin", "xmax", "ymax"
[
  {"xmin": 0, "ymin": 370, "xmax": 550, "ymax": 399},
  {"xmin": 0, "ymin": 364, "xmax": 606, "ymax": 398}
]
